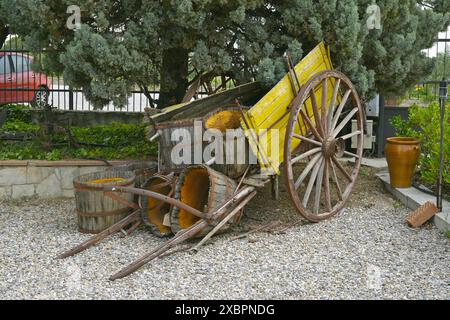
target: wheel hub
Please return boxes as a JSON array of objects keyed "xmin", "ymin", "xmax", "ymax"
[{"xmin": 322, "ymin": 137, "xmax": 337, "ymax": 158}]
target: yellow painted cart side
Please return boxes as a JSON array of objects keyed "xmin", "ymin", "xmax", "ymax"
[{"xmin": 240, "ymin": 42, "xmax": 340, "ymax": 174}]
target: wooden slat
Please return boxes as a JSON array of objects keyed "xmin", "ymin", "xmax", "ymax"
[
  {"xmin": 151, "ymin": 82, "xmax": 265, "ymax": 124},
  {"xmin": 242, "ymin": 177, "xmax": 268, "ymax": 188}
]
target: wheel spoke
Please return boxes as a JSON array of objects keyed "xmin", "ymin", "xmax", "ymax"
[
  {"xmin": 294, "ymin": 152, "xmax": 322, "ymax": 190},
  {"xmin": 302, "ymin": 157, "xmax": 323, "ymax": 207},
  {"xmin": 292, "ymin": 133, "xmax": 322, "ymax": 147},
  {"xmin": 338, "ymin": 130, "xmax": 361, "ymax": 140},
  {"xmin": 313, "ymin": 159, "xmax": 325, "ymax": 214},
  {"xmin": 291, "ymin": 147, "xmax": 321, "ymax": 164},
  {"xmin": 296, "ymin": 116, "xmax": 306, "ymax": 136},
  {"xmin": 309, "ymin": 89, "xmax": 324, "ymax": 138},
  {"xmin": 331, "ymin": 156, "xmax": 352, "ymax": 182},
  {"xmin": 332, "ymin": 108, "xmax": 358, "ymax": 138},
  {"xmin": 344, "ymin": 150, "xmax": 360, "ymax": 159},
  {"xmin": 299, "ymin": 109, "xmax": 323, "ymax": 142},
  {"xmin": 324, "ymin": 158, "xmax": 332, "ymax": 211},
  {"xmin": 331, "ymin": 89, "xmax": 351, "ymax": 131},
  {"xmin": 328, "ymin": 78, "xmax": 341, "ymax": 134},
  {"xmin": 321, "ymin": 79, "xmax": 328, "ymax": 134},
  {"xmin": 330, "ymin": 160, "xmax": 343, "ymax": 201}
]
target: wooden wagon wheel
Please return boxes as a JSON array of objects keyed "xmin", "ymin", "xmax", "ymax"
[{"xmin": 284, "ymin": 70, "xmax": 364, "ymax": 222}]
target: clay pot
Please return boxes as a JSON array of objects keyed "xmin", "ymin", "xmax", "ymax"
[{"xmin": 385, "ymin": 137, "xmax": 421, "ymax": 188}]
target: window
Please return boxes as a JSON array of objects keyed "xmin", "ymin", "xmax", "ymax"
[
  {"xmin": 12, "ymin": 55, "xmax": 29, "ymax": 73},
  {"xmin": 0, "ymin": 56, "xmax": 12, "ymax": 74}
]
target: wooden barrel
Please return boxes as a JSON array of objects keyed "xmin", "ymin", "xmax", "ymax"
[
  {"xmin": 139, "ymin": 175, "xmax": 174, "ymax": 237},
  {"xmin": 170, "ymin": 165, "xmax": 239, "ymax": 237},
  {"xmin": 108, "ymin": 161, "xmax": 158, "ymax": 187},
  {"xmin": 73, "ymin": 170, "xmax": 136, "ymax": 234},
  {"xmin": 204, "ymin": 106, "xmax": 251, "ymax": 179},
  {"xmin": 156, "ymin": 105, "xmax": 250, "ymax": 178},
  {"xmin": 156, "ymin": 118, "xmax": 203, "ymax": 173}
]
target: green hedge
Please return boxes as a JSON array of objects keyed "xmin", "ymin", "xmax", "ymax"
[{"xmin": 0, "ymin": 105, "xmax": 157, "ymax": 161}]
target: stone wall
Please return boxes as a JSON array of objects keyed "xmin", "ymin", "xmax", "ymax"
[
  {"xmin": 0, "ymin": 160, "xmax": 139, "ymax": 200},
  {"xmin": 29, "ymin": 110, "xmax": 145, "ymax": 127}
]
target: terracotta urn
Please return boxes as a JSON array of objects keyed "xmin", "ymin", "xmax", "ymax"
[{"xmin": 385, "ymin": 137, "xmax": 421, "ymax": 188}]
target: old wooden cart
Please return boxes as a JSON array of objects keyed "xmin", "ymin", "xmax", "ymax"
[{"xmin": 58, "ymin": 42, "xmax": 365, "ymax": 280}]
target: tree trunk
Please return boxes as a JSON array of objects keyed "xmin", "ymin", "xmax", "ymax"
[
  {"xmin": 158, "ymin": 47, "xmax": 189, "ymax": 109},
  {"xmin": 0, "ymin": 25, "xmax": 9, "ymax": 49}
]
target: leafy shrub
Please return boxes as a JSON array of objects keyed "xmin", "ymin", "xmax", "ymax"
[
  {"xmin": 0, "ymin": 120, "xmax": 39, "ymax": 134},
  {"xmin": 0, "ymin": 104, "xmax": 32, "ymax": 123},
  {"xmin": 71, "ymin": 122, "xmax": 146, "ymax": 146},
  {"xmin": 389, "ymin": 115, "xmax": 415, "ymax": 137},
  {"xmin": 390, "ymin": 103, "xmax": 449, "ymax": 185},
  {"xmin": 0, "ymin": 107, "xmax": 157, "ymax": 160}
]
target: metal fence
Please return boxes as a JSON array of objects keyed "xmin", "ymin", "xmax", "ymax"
[
  {"xmin": 409, "ymin": 29, "xmax": 449, "ymax": 102},
  {"xmin": 0, "ymin": 35, "xmax": 160, "ymax": 112},
  {"xmin": 1, "ymin": 30, "xmax": 448, "ymax": 113}
]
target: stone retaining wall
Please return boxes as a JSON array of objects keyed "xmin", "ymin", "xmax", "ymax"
[
  {"xmin": 29, "ymin": 110, "xmax": 145, "ymax": 127},
  {"xmin": 0, "ymin": 160, "xmax": 143, "ymax": 200}
]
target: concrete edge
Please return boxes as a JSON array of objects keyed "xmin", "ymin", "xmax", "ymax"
[
  {"xmin": 376, "ymin": 171, "xmax": 450, "ymax": 233},
  {"xmin": 349, "ymin": 157, "xmax": 388, "ymax": 169},
  {"xmin": 0, "ymin": 160, "xmax": 150, "ymax": 167}
]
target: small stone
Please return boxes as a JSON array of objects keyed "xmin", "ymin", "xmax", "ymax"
[{"xmin": 0, "ymin": 171, "xmax": 448, "ymax": 299}]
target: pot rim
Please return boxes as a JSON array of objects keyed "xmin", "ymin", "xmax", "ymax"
[{"xmin": 386, "ymin": 137, "xmax": 420, "ymax": 145}]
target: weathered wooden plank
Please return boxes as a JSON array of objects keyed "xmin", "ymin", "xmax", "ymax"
[
  {"xmin": 150, "ymin": 82, "xmax": 265, "ymax": 124},
  {"xmin": 242, "ymin": 177, "xmax": 267, "ymax": 188}
]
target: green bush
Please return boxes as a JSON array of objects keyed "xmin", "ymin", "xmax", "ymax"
[
  {"xmin": 0, "ymin": 120, "xmax": 39, "ymax": 134},
  {"xmin": 0, "ymin": 106, "xmax": 157, "ymax": 160},
  {"xmin": 390, "ymin": 103, "xmax": 449, "ymax": 186},
  {"xmin": 0, "ymin": 104, "xmax": 32, "ymax": 123}
]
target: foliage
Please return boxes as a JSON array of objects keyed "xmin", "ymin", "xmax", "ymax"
[
  {"xmin": 71, "ymin": 123, "xmax": 146, "ymax": 147},
  {"xmin": 407, "ymin": 84, "xmax": 443, "ymax": 104},
  {"xmin": 3, "ymin": 1, "xmax": 449, "ymax": 109},
  {"xmin": 427, "ymin": 49, "xmax": 450, "ymax": 82},
  {"xmin": 0, "ymin": 140, "xmax": 48, "ymax": 160},
  {"xmin": 0, "ymin": 120, "xmax": 39, "ymax": 134},
  {"xmin": 389, "ymin": 115, "xmax": 416, "ymax": 137},
  {"xmin": 1, "ymin": 35, "xmax": 25, "ymax": 50},
  {"xmin": 0, "ymin": 105, "xmax": 157, "ymax": 160},
  {"xmin": 390, "ymin": 102, "xmax": 449, "ymax": 185},
  {"xmin": 0, "ymin": 104, "xmax": 32, "ymax": 123},
  {"xmin": 405, "ymin": 47, "xmax": 450, "ymax": 104}
]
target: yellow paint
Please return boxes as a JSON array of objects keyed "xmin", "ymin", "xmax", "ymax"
[
  {"xmin": 240, "ymin": 42, "xmax": 338, "ymax": 174},
  {"xmin": 205, "ymin": 110, "xmax": 242, "ymax": 132},
  {"xmin": 144, "ymin": 178, "xmax": 172, "ymax": 235},
  {"xmin": 88, "ymin": 177, "xmax": 125, "ymax": 184},
  {"xmin": 178, "ymin": 168, "xmax": 210, "ymax": 229}
]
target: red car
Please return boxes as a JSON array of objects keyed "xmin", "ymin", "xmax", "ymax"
[{"xmin": 0, "ymin": 52, "xmax": 51, "ymax": 108}]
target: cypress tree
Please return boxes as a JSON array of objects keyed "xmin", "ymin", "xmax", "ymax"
[{"xmin": 4, "ymin": 0, "xmax": 449, "ymax": 108}]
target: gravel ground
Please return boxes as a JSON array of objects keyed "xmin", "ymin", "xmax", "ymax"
[{"xmin": 0, "ymin": 168, "xmax": 448, "ymax": 300}]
